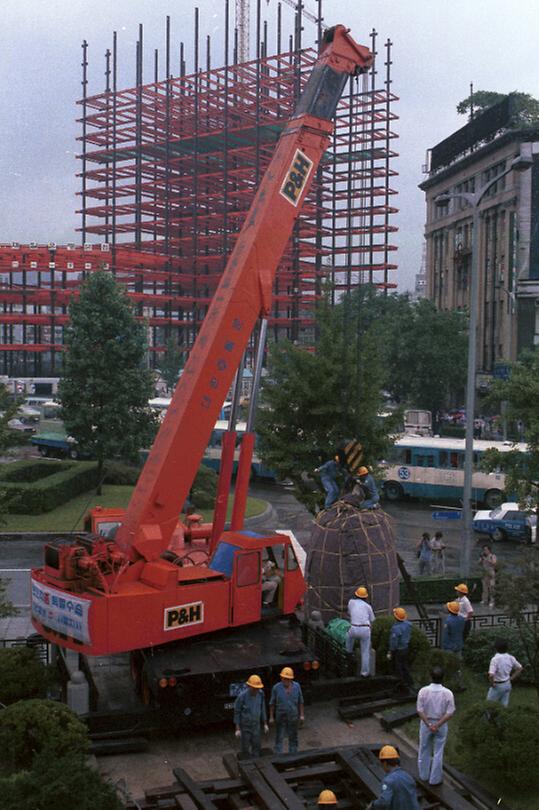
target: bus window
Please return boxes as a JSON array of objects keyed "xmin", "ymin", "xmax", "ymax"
[
  {"xmin": 450, "ymin": 452, "xmax": 460, "ymax": 469},
  {"xmin": 439, "ymin": 451, "xmax": 449, "ymax": 468},
  {"xmin": 414, "ymin": 453, "xmax": 435, "ymax": 467}
]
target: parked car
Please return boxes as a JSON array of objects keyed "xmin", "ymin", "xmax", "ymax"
[
  {"xmin": 473, "ymin": 502, "xmax": 537, "ymax": 544},
  {"xmin": 7, "ymin": 417, "xmax": 36, "ymax": 434}
]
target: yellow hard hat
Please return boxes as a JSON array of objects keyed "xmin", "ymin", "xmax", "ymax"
[
  {"xmin": 280, "ymin": 667, "xmax": 294, "ymax": 679},
  {"xmin": 446, "ymin": 601, "xmax": 460, "ymax": 615},
  {"xmin": 246, "ymin": 674, "xmax": 264, "ymax": 689},
  {"xmin": 357, "ymin": 465, "xmax": 369, "ymax": 476},
  {"xmin": 455, "ymin": 583, "xmax": 468, "ymax": 595},
  {"xmin": 355, "ymin": 586, "xmax": 368, "ymax": 598},
  {"xmin": 379, "ymin": 745, "xmax": 399, "ymax": 761},
  {"xmin": 318, "ymin": 789, "xmax": 337, "ymax": 805},
  {"xmin": 393, "ymin": 607, "xmax": 407, "ymax": 621}
]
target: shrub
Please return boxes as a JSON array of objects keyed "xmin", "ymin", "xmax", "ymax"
[
  {"xmin": 0, "ymin": 460, "xmax": 70, "ymax": 483},
  {"xmin": 456, "ymin": 701, "xmax": 539, "ymax": 790},
  {"xmin": 103, "ymin": 460, "xmax": 140, "ymax": 485},
  {"xmin": 415, "ymin": 648, "xmax": 462, "ymax": 692},
  {"xmin": 0, "ymin": 647, "xmax": 49, "ymax": 705},
  {"xmin": 0, "ymin": 750, "xmax": 123, "ymax": 810},
  {"xmin": 371, "ymin": 616, "xmax": 431, "ymax": 675},
  {"xmin": 399, "ymin": 576, "xmax": 482, "ymax": 604},
  {"xmin": 2, "ymin": 462, "xmax": 100, "ymax": 514},
  {"xmin": 0, "ymin": 699, "xmax": 88, "ymax": 774},
  {"xmin": 463, "ymin": 625, "xmax": 535, "ymax": 684},
  {"xmin": 190, "ymin": 464, "xmax": 218, "ymax": 509}
]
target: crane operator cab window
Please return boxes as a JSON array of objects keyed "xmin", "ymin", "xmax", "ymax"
[{"xmin": 261, "ymin": 544, "xmax": 285, "ymax": 611}]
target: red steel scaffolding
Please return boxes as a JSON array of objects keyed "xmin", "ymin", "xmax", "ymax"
[{"xmin": 0, "ymin": 4, "xmax": 398, "ymax": 377}]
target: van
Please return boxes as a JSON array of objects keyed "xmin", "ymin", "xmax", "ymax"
[{"xmin": 404, "ymin": 409, "xmax": 432, "ymax": 436}]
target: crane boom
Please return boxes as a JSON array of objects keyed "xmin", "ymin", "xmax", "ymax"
[{"xmin": 30, "ymin": 25, "xmax": 372, "ymax": 657}]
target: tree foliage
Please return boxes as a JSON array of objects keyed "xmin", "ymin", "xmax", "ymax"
[
  {"xmin": 0, "ymin": 700, "xmax": 88, "ymax": 774},
  {"xmin": 0, "ymin": 647, "xmax": 49, "ymax": 705},
  {"xmin": 257, "ymin": 287, "xmax": 395, "ymax": 511},
  {"xmin": 0, "ymin": 750, "xmax": 123, "ymax": 810},
  {"xmin": 456, "ymin": 702, "xmax": 539, "ymax": 790},
  {"xmin": 257, "ymin": 289, "xmax": 468, "ymax": 511},
  {"xmin": 159, "ymin": 335, "xmax": 184, "ymax": 393},
  {"xmin": 482, "ymin": 349, "xmax": 539, "ymax": 505},
  {"xmin": 58, "ymin": 271, "xmax": 157, "ymax": 492},
  {"xmin": 456, "ymin": 90, "xmax": 539, "ymax": 126},
  {"xmin": 495, "ymin": 550, "xmax": 539, "ymax": 697}
]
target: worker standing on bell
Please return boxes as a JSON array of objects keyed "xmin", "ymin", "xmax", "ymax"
[
  {"xmin": 345, "ymin": 586, "xmax": 375, "ymax": 676},
  {"xmin": 234, "ymin": 674, "xmax": 269, "ymax": 758},
  {"xmin": 388, "ymin": 607, "xmax": 414, "ymax": 692},
  {"xmin": 357, "ymin": 465, "xmax": 380, "ymax": 509},
  {"xmin": 314, "ymin": 454, "xmax": 345, "ymax": 509},
  {"xmin": 269, "ymin": 667, "xmax": 305, "ymax": 753},
  {"xmin": 366, "ymin": 746, "xmax": 420, "ymax": 809}
]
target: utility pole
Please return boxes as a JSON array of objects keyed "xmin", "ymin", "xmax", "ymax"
[{"xmin": 235, "ymin": 0, "xmax": 250, "ymax": 62}]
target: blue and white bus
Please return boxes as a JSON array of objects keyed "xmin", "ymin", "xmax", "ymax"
[
  {"xmin": 203, "ymin": 420, "xmax": 276, "ymax": 481},
  {"xmin": 380, "ymin": 435, "xmax": 526, "ymax": 508}
]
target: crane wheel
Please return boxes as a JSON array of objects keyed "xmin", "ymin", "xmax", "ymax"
[{"xmin": 129, "ymin": 652, "xmax": 143, "ymax": 694}]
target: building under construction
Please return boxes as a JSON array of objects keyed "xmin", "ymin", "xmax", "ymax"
[{"xmin": 0, "ymin": 2, "xmax": 398, "ymax": 378}]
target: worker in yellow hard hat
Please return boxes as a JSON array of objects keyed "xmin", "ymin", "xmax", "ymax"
[
  {"xmin": 388, "ymin": 607, "xmax": 414, "ymax": 693},
  {"xmin": 356, "ymin": 464, "xmax": 380, "ymax": 510},
  {"xmin": 318, "ymin": 788, "xmax": 337, "ymax": 805},
  {"xmin": 233, "ymin": 674, "xmax": 269, "ymax": 757},
  {"xmin": 366, "ymin": 745, "xmax": 420, "ymax": 809},
  {"xmin": 454, "ymin": 583, "xmax": 474, "ymax": 640},
  {"xmin": 269, "ymin": 666, "xmax": 305, "ymax": 754},
  {"xmin": 345, "ymin": 585, "xmax": 375, "ymax": 676}
]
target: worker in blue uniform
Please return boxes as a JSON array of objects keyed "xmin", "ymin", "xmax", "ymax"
[
  {"xmin": 388, "ymin": 607, "xmax": 414, "ymax": 691},
  {"xmin": 366, "ymin": 745, "xmax": 420, "ymax": 809},
  {"xmin": 234, "ymin": 674, "xmax": 269, "ymax": 757},
  {"xmin": 357, "ymin": 465, "xmax": 380, "ymax": 508},
  {"xmin": 314, "ymin": 455, "xmax": 344, "ymax": 508},
  {"xmin": 441, "ymin": 601, "xmax": 465, "ymax": 655},
  {"xmin": 269, "ymin": 666, "xmax": 305, "ymax": 753}
]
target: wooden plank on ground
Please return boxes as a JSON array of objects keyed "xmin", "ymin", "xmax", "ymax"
[
  {"xmin": 336, "ymin": 748, "xmax": 381, "ymax": 799},
  {"xmin": 397, "ymin": 751, "xmax": 478, "ymax": 810},
  {"xmin": 379, "ymin": 704, "xmax": 418, "ymax": 730},
  {"xmin": 173, "ymin": 795, "xmax": 197, "ymax": 810},
  {"xmin": 255, "ymin": 760, "xmax": 305, "ymax": 810},
  {"xmin": 338, "ymin": 696, "xmax": 413, "ymax": 720},
  {"xmin": 238, "ymin": 760, "xmax": 288, "ymax": 810},
  {"xmin": 172, "ymin": 767, "xmax": 219, "ymax": 810},
  {"xmin": 443, "ymin": 763, "xmax": 512, "ymax": 810}
]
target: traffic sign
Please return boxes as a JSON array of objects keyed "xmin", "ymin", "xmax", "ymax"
[{"xmin": 432, "ymin": 511, "xmax": 462, "ymax": 520}]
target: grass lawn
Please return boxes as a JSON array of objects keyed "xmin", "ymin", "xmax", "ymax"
[
  {"xmin": 1, "ymin": 485, "xmax": 268, "ymax": 532},
  {"xmin": 402, "ymin": 668, "xmax": 538, "ymax": 809}
]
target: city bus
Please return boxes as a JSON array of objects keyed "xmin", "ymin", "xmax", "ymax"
[
  {"xmin": 380, "ymin": 435, "xmax": 526, "ymax": 508},
  {"xmin": 203, "ymin": 420, "xmax": 276, "ymax": 481}
]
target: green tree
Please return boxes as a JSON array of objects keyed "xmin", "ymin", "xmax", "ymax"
[
  {"xmin": 0, "ymin": 578, "xmax": 16, "ymax": 619},
  {"xmin": 0, "ymin": 647, "xmax": 49, "ymax": 705},
  {"xmin": 457, "ymin": 90, "xmax": 539, "ymax": 126},
  {"xmin": 58, "ymin": 271, "xmax": 157, "ymax": 493},
  {"xmin": 482, "ymin": 349, "xmax": 539, "ymax": 505},
  {"xmin": 383, "ymin": 297, "xmax": 468, "ymax": 415},
  {"xmin": 159, "ymin": 335, "xmax": 184, "ymax": 393},
  {"xmin": 0, "ymin": 750, "xmax": 123, "ymax": 810},
  {"xmin": 495, "ymin": 550, "xmax": 539, "ymax": 698},
  {"xmin": 257, "ymin": 286, "xmax": 395, "ymax": 512}
]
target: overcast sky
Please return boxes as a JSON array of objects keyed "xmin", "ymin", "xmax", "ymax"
[{"xmin": 1, "ymin": 0, "xmax": 539, "ymax": 291}]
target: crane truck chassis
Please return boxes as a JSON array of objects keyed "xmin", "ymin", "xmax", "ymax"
[{"xmin": 31, "ymin": 26, "xmax": 374, "ymax": 714}]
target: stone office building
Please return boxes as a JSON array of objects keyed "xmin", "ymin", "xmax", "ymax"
[{"xmin": 420, "ymin": 95, "xmax": 539, "ymax": 379}]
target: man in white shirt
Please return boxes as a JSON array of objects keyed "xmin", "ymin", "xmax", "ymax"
[
  {"xmin": 345, "ymin": 585, "xmax": 375, "ymax": 676},
  {"xmin": 416, "ymin": 666, "xmax": 455, "ymax": 786},
  {"xmin": 487, "ymin": 638, "xmax": 523, "ymax": 707}
]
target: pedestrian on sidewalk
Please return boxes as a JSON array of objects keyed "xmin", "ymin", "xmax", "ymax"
[
  {"xmin": 430, "ymin": 532, "xmax": 446, "ymax": 575},
  {"xmin": 269, "ymin": 667, "xmax": 304, "ymax": 753},
  {"xmin": 416, "ymin": 533, "xmax": 433, "ymax": 576},
  {"xmin": 454, "ymin": 583, "xmax": 474, "ymax": 639},
  {"xmin": 366, "ymin": 745, "xmax": 420, "ymax": 809},
  {"xmin": 345, "ymin": 586, "xmax": 375, "ymax": 676},
  {"xmin": 388, "ymin": 607, "xmax": 414, "ymax": 691},
  {"xmin": 416, "ymin": 666, "xmax": 455, "ymax": 786},
  {"xmin": 233, "ymin": 674, "xmax": 269, "ymax": 758},
  {"xmin": 479, "ymin": 545, "xmax": 497, "ymax": 608},
  {"xmin": 486, "ymin": 638, "xmax": 523, "ymax": 707}
]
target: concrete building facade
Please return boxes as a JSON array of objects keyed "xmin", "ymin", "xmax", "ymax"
[{"xmin": 421, "ymin": 96, "xmax": 539, "ymax": 380}]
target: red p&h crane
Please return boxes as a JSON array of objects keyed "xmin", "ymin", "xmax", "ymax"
[{"xmin": 31, "ymin": 26, "xmax": 372, "ymax": 708}]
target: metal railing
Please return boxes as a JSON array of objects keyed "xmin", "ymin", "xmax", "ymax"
[{"xmin": 411, "ymin": 611, "xmax": 538, "ymax": 648}]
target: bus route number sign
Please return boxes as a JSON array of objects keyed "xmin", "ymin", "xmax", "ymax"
[{"xmin": 398, "ymin": 467, "xmax": 410, "ymax": 480}]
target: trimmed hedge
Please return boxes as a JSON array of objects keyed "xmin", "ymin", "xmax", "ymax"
[
  {"xmin": 0, "ymin": 460, "xmax": 70, "ymax": 483},
  {"xmin": 400, "ymin": 576, "xmax": 482, "ymax": 604},
  {"xmin": 0, "ymin": 647, "xmax": 50, "ymax": 704},
  {"xmin": 463, "ymin": 625, "xmax": 536, "ymax": 684},
  {"xmin": 371, "ymin": 615, "xmax": 431, "ymax": 676},
  {"xmin": 1, "ymin": 461, "xmax": 100, "ymax": 514}
]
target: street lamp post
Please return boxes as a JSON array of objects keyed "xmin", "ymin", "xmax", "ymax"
[{"xmin": 434, "ymin": 152, "xmax": 533, "ymax": 576}]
